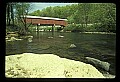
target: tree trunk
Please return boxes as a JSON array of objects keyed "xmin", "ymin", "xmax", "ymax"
[
  {"xmin": 11, "ymin": 4, "xmax": 14, "ymax": 27},
  {"xmin": 7, "ymin": 4, "xmax": 11, "ymax": 25}
]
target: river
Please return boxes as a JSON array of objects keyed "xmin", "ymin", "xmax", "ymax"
[{"xmin": 6, "ymin": 32, "xmax": 116, "ymax": 75}]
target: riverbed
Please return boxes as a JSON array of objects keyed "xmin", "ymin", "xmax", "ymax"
[{"xmin": 6, "ymin": 32, "xmax": 116, "ymax": 76}]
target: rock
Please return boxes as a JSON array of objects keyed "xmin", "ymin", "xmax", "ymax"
[
  {"xmin": 6, "ymin": 37, "xmax": 9, "ymax": 40},
  {"xmin": 103, "ymin": 73, "xmax": 115, "ymax": 78},
  {"xmin": 48, "ymin": 37, "xmax": 53, "ymax": 39},
  {"xmin": 11, "ymin": 37, "xmax": 17, "ymax": 41},
  {"xmin": 6, "ymin": 37, "xmax": 16, "ymax": 41},
  {"xmin": 27, "ymin": 36, "xmax": 33, "ymax": 42},
  {"xmin": 5, "ymin": 53, "xmax": 105, "ymax": 78},
  {"xmin": 58, "ymin": 35, "xmax": 64, "ymax": 38},
  {"xmin": 70, "ymin": 44, "xmax": 76, "ymax": 48},
  {"xmin": 85, "ymin": 57, "xmax": 110, "ymax": 71},
  {"xmin": 6, "ymin": 37, "xmax": 23, "ymax": 41},
  {"xmin": 11, "ymin": 37, "xmax": 20, "ymax": 41},
  {"xmin": 27, "ymin": 36, "xmax": 33, "ymax": 38},
  {"xmin": 7, "ymin": 32, "xmax": 18, "ymax": 37},
  {"xmin": 28, "ymin": 38, "xmax": 33, "ymax": 42}
]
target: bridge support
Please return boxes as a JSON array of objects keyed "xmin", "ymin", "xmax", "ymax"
[
  {"xmin": 37, "ymin": 24, "xmax": 39, "ymax": 32},
  {"xmin": 36, "ymin": 24, "xmax": 41, "ymax": 32},
  {"xmin": 52, "ymin": 24, "xmax": 55, "ymax": 36}
]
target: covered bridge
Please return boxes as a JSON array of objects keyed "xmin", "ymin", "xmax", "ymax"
[{"xmin": 24, "ymin": 16, "xmax": 68, "ymax": 27}]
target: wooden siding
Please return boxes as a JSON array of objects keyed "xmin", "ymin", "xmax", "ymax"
[{"xmin": 25, "ymin": 18, "xmax": 68, "ymax": 26}]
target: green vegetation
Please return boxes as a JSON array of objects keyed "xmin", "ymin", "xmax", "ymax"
[
  {"xmin": 29, "ymin": 3, "xmax": 116, "ymax": 33},
  {"xmin": 6, "ymin": 3, "xmax": 31, "ymax": 35},
  {"xmin": 64, "ymin": 23, "xmax": 116, "ymax": 32},
  {"xmin": 64, "ymin": 24, "xmax": 85, "ymax": 32},
  {"xmin": 6, "ymin": 3, "xmax": 116, "ymax": 35}
]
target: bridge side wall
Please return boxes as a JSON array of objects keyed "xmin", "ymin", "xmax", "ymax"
[{"xmin": 26, "ymin": 18, "xmax": 68, "ymax": 26}]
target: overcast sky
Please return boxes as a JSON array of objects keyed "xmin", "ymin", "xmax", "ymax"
[{"xmin": 29, "ymin": 3, "xmax": 78, "ymax": 13}]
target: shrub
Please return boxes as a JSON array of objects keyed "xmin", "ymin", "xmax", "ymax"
[{"xmin": 64, "ymin": 24, "xmax": 85, "ymax": 32}]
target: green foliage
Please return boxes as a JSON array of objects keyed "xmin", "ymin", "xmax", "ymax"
[
  {"xmin": 64, "ymin": 23, "xmax": 116, "ymax": 32},
  {"xmin": 6, "ymin": 24, "xmax": 19, "ymax": 32},
  {"xmin": 64, "ymin": 24, "xmax": 74, "ymax": 31},
  {"xmin": 64, "ymin": 24, "xmax": 98, "ymax": 32},
  {"xmin": 6, "ymin": 2, "xmax": 32, "ymax": 35},
  {"xmin": 29, "ymin": 10, "xmax": 41, "ymax": 16},
  {"xmin": 6, "ymin": 3, "xmax": 15, "ymax": 25},
  {"xmin": 84, "ymin": 25, "xmax": 97, "ymax": 32},
  {"xmin": 64, "ymin": 24, "xmax": 85, "ymax": 32},
  {"xmin": 29, "ymin": 3, "xmax": 116, "ymax": 33},
  {"xmin": 6, "ymin": 23, "xmax": 29, "ymax": 35},
  {"xmin": 6, "ymin": 3, "xmax": 116, "ymax": 33},
  {"xmin": 72, "ymin": 24, "xmax": 85, "ymax": 32}
]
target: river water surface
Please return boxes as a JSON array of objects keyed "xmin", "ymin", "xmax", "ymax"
[{"xmin": 6, "ymin": 32, "xmax": 116, "ymax": 75}]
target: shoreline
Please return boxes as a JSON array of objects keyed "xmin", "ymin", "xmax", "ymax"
[
  {"xmin": 80, "ymin": 32, "xmax": 116, "ymax": 34},
  {"xmin": 61, "ymin": 31, "xmax": 116, "ymax": 34}
]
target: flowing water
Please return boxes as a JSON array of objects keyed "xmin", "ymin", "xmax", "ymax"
[{"xmin": 6, "ymin": 32, "xmax": 116, "ymax": 75}]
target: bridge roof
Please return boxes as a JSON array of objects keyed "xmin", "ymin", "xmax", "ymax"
[{"xmin": 23, "ymin": 15, "xmax": 67, "ymax": 21}]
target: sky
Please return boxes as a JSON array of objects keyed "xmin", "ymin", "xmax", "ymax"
[{"xmin": 29, "ymin": 3, "xmax": 78, "ymax": 13}]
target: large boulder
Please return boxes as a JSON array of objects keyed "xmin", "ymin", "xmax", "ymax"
[
  {"xmin": 5, "ymin": 53, "xmax": 104, "ymax": 78},
  {"xmin": 85, "ymin": 57, "xmax": 110, "ymax": 71}
]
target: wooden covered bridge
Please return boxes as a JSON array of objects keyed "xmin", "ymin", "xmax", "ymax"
[{"xmin": 24, "ymin": 16, "xmax": 68, "ymax": 32}]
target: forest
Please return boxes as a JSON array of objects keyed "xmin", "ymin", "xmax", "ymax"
[
  {"xmin": 29, "ymin": 3, "xmax": 116, "ymax": 32},
  {"xmin": 6, "ymin": 3, "xmax": 116, "ymax": 35}
]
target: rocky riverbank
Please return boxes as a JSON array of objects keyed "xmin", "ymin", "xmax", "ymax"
[
  {"xmin": 5, "ymin": 53, "xmax": 115, "ymax": 78},
  {"xmin": 6, "ymin": 31, "xmax": 34, "ymax": 43},
  {"xmin": 5, "ymin": 53, "xmax": 106, "ymax": 78}
]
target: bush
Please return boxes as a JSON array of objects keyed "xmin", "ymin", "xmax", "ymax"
[
  {"xmin": 6, "ymin": 24, "xmax": 19, "ymax": 32},
  {"xmin": 64, "ymin": 23, "xmax": 116, "ymax": 33},
  {"xmin": 64, "ymin": 24, "xmax": 85, "ymax": 32},
  {"xmin": 84, "ymin": 25, "xmax": 97, "ymax": 32},
  {"xmin": 91, "ymin": 23, "xmax": 116, "ymax": 33},
  {"xmin": 64, "ymin": 24, "xmax": 74, "ymax": 31},
  {"xmin": 73, "ymin": 24, "xmax": 85, "ymax": 32}
]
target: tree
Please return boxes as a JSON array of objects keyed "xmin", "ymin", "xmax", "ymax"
[
  {"xmin": 28, "ymin": 3, "xmax": 116, "ymax": 32},
  {"xmin": 6, "ymin": 3, "xmax": 15, "ymax": 26},
  {"xmin": 6, "ymin": 3, "xmax": 10, "ymax": 25},
  {"xmin": 29, "ymin": 10, "xmax": 41, "ymax": 16},
  {"xmin": 15, "ymin": 3, "xmax": 31, "ymax": 35},
  {"xmin": 92, "ymin": 3, "xmax": 116, "ymax": 32},
  {"xmin": 102, "ymin": 3, "xmax": 116, "ymax": 32}
]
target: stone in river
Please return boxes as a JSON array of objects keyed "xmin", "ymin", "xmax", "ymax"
[
  {"xmin": 58, "ymin": 35, "xmax": 64, "ymax": 38},
  {"xmin": 70, "ymin": 44, "xmax": 76, "ymax": 48},
  {"xmin": 86, "ymin": 57, "xmax": 110, "ymax": 71}
]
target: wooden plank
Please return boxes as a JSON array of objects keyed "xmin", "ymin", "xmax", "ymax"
[{"xmin": 26, "ymin": 18, "xmax": 67, "ymax": 26}]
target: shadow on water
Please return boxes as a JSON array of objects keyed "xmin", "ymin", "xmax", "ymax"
[{"xmin": 6, "ymin": 32, "xmax": 116, "ymax": 75}]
